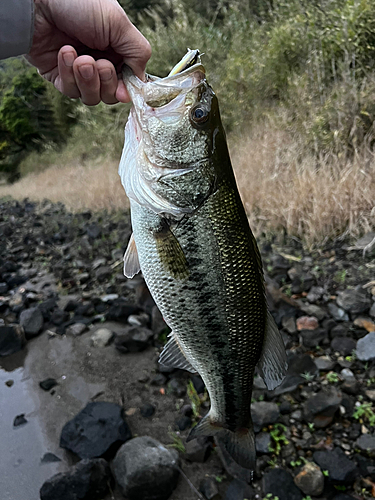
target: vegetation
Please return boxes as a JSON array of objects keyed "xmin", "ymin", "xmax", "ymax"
[
  {"xmin": 1, "ymin": 0, "xmax": 375, "ymax": 243},
  {"xmin": 353, "ymin": 402, "xmax": 375, "ymax": 426}
]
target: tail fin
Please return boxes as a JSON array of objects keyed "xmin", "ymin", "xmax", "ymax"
[{"xmin": 215, "ymin": 426, "xmax": 256, "ymax": 471}]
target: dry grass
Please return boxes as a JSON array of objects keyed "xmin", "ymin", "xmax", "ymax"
[
  {"xmin": 0, "ymin": 157, "xmax": 128, "ymax": 213},
  {"xmin": 232, "ymin": 124, "xmax": 375, "ymax": 247},
  {"xmin": 1, "ymin": 123, "xmax": 374, "ymax": 246}
]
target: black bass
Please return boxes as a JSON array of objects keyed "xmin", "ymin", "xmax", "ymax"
[{"xmin": 118, "ymin": 50, "xmax": 287, "ymax": 471}]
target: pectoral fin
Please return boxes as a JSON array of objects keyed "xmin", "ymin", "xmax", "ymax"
[
  {"xmin": 159, "ymin": 333, "xmax": 197, "ymax": 373},
  {"xmin": 257, "ymin": 310, "xmax": 288, "ymax": 390},
  {"xmin": 155, "ymin": 220, "xmax": 189, "ymax": 279},
  {"xmin": 123, "ymin": 233, "xmax": 141, "ymax": 278}
]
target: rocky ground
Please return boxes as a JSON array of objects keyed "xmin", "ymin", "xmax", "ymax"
[{"xmin": 1, "ymin": 198, "xmax": 375, "ymax": 500}]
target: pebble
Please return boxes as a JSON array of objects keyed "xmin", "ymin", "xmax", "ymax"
[
  {"xmin": 19, "ymin": 307, "xmax": 44, "ymax": 337},
  {"xmin": 90, "ymin": 328, "xmax": 113, "ymax": 347},
  {"xmin": 282, "ymin": 316, "xmax": 297, "ymax": 334},
  {"xmin": 304, "ymin": 387, "xmax": 342, "ymax": 428},
  {"xmin": 112, "ymin": 436, "xmax": 179, "ymax": 500},
  {"xmin": 251, "ymin": 401, "xmax": 280, "ymax": 432},
  {"xmin": 185, "ymin": 437, "xmax": 212, "ymax": 463},
  {"xmin": 66, "ymin": 323, "xmax": 87, "ymax": 336},
  {"xmin": 355, "ymin": 434, "xmax": 375, "ymax": 454},
  {"xmin": 315, "ymin": 355, "xmax": 336, "ymax": 371},
  {"xmin": 199, "ymin": 478, "xmax": 220, "ymax": 500},
  {"xmin": 13, "ymin": 414, "xmax": 27, "ymax": 427},
  {"xmin": 294, "ymin": 461, "xmax": 324, "ymax": 496},
  {"xmin": 328, "ymin": 303, "xmax": 349, "ymax": 321},
  {"xmin": 356, "ymin": 332, "xmax": 375, "ymax": 361},
  {"xmin": 114, "ymin": 326, "xmax": 153, "ymax": 353},
  {"xmin": 300, "ymin": 303, "xmax": 327, "ymax": 320},
  {"xmin": 313, "ymin": 447, "xmax": 358, "ymax": 485},
  {"xmin": 39, "ymin": 378, "xmax": 58, "ymax": 391},
  {"xmin": 300, "ymin": 328, "xmax": 327, "ymax": 347},
  {"xmin": 256, "ymin": 432, "xmax": 271, "ymax": 454},
  {"xmin": 263, "ymin": 468, "xmax": 303, "ymax": 500},
  {"xmin": 331, "ymin": 336, "xmax": 356, "ymax": 356},
  {"xmin": 340, "ymin": 368, "xmax": 355, "ymax": 382},
  {"xmin": 297, "ymin": 316, "xmax": 319, "ymax": 331},
  {"xmin": 337, "ymin": 289, "xmax": 371, "ymax": 314}
]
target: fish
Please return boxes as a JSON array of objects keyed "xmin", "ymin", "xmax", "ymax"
[{"xmin": 118, "ymin": 50, "xmax": 288, "ymax": 471}]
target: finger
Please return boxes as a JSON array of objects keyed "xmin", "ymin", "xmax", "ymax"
[
  {"xmin": 96, "ymin": 59, "xmax": 118, "ymax": 105},
  {"xmin": 56, "ymin": 46, "xmax": 81, "ymax": 98},
  {"xmin": 115, "ymin": 79, "xmax": 131, "ymax": 104},
  {"xmin": 73, "ymin": 55, "xmax": 101, "ymax": 106}
]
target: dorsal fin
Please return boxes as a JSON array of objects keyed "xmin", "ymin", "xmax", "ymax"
[
  {"xmin": 257, "ymin": 310, "xmax": 288, "ymax": 390},
  {"xmin": 123, "ymin": 233, "xmax": 141, "ymax": 278},
  {"xmin": 159, "ymin": 333, "xmax": 196, "ymax": 373}
]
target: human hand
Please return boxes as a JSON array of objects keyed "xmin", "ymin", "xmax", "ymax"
[{"xmin": 27, "ymin": 0, "xmax": 151, "ymax": 105}]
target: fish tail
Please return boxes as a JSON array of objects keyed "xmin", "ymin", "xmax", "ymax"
[{"xmin": 215, "ymin": 425, "xmax": 256, "ymax": 471}]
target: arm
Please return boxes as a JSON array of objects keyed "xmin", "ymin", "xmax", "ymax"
[{"xmin": 0, "ymin": 0, "xmax": 34, "ymax": 59}]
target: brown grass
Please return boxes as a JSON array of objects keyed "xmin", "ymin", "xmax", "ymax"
[{"xmin": 1, "ymin": 123, "xmax": 374, "ymax": 246}]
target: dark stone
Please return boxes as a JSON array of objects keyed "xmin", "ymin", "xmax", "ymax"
[
  {"xmin": 114, "ymin": 326, "xmax": 153, "ymax": 353},
  {"xmin": 150, "ymin": 373, "xmax": 167, "ymax": 386},
  {"xmin": 95, "ymin": 266, "xmax": 112, "ymax": 282},
  {"xmin": 40, "ymin": 458, "xmax": 112, "ymax": 500},
  {"xmin": 38, "ymin": 298, "xmax": 57, "ymax": 320},
  {"xmin": 64, "ymin": 300, "xmax": 79, "ymax": 312},
  {"xmin": 0, "ymin": 324, "xmax": 25, "ymax": 357},
  {"xmin": 224, "ymin": 479, "xmax": 255, "ymax": 500},
  {"xmin": 39, "ymin": 378, "xmax": 58, "ymax": 391},
  {"xmin": 168, "ymin": 378, "xmax": 186, "ymax": 397},
  {"xmin": 13, "ymin": 414, "xmax": 27, "ymax": 427},
  {"xmin": 355, "ymin": 434, "xmax": 375, "ymax": 454},
  {"xmin": 313, "ymin": 447, "xmax": 358, "ymax": 485},
  {"xmin": 337, "ymin": 289, "xmax": 371, "ymax": 314},
  {"xmin": 199, "ymin": 478, "xmax": 220, "ymax": 500},
  {"xmin": 304, "ymin": 387, "xmax": 342, "ymax": 428},
  {"xmin": 300, "ymin": 328, "xmax": 327, "ymax": 347},
  {"xmin": 288, "ymin": 353, "xmax": 319, "ymax": 377},
  {"xmin": 7, "ymin": 275, "xmax": 27, "ymax": 289},
  {"xmin": 355, "ymin": 454, "xmax": 375, "ymax": 481},
  {"xmin": 255, "ymin": 432, "xmax": 271, "ymax": 454},
  {"xmin": 140, "ymin": 403, "xmax": 155, "ymax": 418},
  {"xmin": 19, "ymin": 307, "xmax": 44, "ymax": 338},
  {"xmin": 0, "ymin": 282, "xmax": 8, "ymax": 294},
  {"xmin": 356, "ymin": 332, "xmax": 375, "ymax": 361},
  {"xmin": 106, "ymin": 301, "xmax": 140, "ymax": 322},
  {"xmin": 190, "ymin": 374, "xmax": 205, "ymax": 394},
  {"xmin": 279, "ymin": 400, "xmax": 292, "ymax": 414},
  {"xmin": 330, "ymin": 336, "xmax": 356, "ymax": 356},
  {"xmin": 41, "ymin": 453, "xmax": 61, "ymax": 464},
  {"xmin": 251, "ymin": 402, "xmax": 280, "ymax": 433},
  {"xmin": 112, "ymin": 436, "xmax": 180, "ymax": 500},
  {"xmin": 328, "ymin": 303, "xmax": 349, "ymax": 321},
  {"xmin": 51, "ymin": 309, "xmax": 70, "ymax": 326},
  {"xmin": 175, "ymin": 416, "xmax": 191, "ymax": 431},
  {"xmin": 315, "ymin": 356, "xmax": 337, "ymax": 371},
  {"xmin": 330, "ymin": 323, "xmax": 351, "ymax": 338},
  {"xmin": 262, "ymin": 468, "xmax": 303, "ymax": 500},
  {"xmin": 185, "ymin": 437, "xmax": 212, "ymax": 462},
  {"xmin": 60, "ymin": 402, "xmax": 132, "ymax": 459},
  {"xmin": 86, "ymin": 224, "xmax": 102, "ymax": 240}
]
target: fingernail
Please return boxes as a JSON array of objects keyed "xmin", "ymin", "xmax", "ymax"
[
  {"xmin": 62, "ymin": 52, "xmax": 75, "ymax": 67},
  {"xmin": 78, "ymin": 64, "xmax": 94, "ymax": 80},
  {"xmin": 99, "ymin": 68, "xmax": 113, "ymax": 82}
]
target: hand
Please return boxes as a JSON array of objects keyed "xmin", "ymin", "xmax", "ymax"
[{"xmin": 27, "ymin": 0, "xmax": 151, "ymax": 105}]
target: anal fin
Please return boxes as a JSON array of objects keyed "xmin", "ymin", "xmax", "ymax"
[
  {"xmin": 257, "ymin": 310, "xmax": 288, "ymax": 390},
  {"xmin": 159, "ymin": 333, "xmax": 196, "ymax": 373},
  {"xmin": 186, "ymin": 413, "xmax": 222, "ymax": 441},
  {"xmin": 123, "ymin": 233, "xmax": 141, "ymax": 278}
]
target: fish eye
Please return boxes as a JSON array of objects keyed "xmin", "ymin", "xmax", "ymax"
[{"xmin": 191, "ymin": 105, "xmax": 209, "ymax": 125}]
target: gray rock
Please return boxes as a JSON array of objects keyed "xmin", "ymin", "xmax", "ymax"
[
  {"xmin": 60, "ymin": 402, "xmax": 132, "ymax": 459},
  {"xmin": 112, "ymin": 436, "xmax": 179, "ymax": 500},
  {"xmin": 263, "ymin": 468, "xmax": 303, "ymax": 500},
  {"xmin": 199, "ymin": 478, "xmax": 220, "ymax": 500},
  {"xmin": 330, "ymin": 323, "xmax": 351, "ymax": 338},
  {"xmin": 40, "ymin": 458, "xmax": 112, "ymax": 500},
  {"xmin": 331, "ymin": 336, "xmax": 356, "ymax": 356},
  {"xmin": 356, "ymin": 332, "xmax": 375, "ymax": 361},
  {"xmin": 313, "ymin": 447, "xmax": 358, "ymax": 485},
  {"xmin": 251, "ymin": 402, "xmax": 280, "ymax": 433},
  {"xmin": 370, "ymin": 302, "xmax": 375, "ymax": 319},
  {"xmin": 19, "ymin": 307, "xmax": 43, "ymax": 337},
  {"xmin": 95, "ymin": 266, "xmax": 112, "ymax": 282},
  {"xmin": 185, "ymin": 437, "xmax": 211, "ymax": 463},
  {"xmin": 294, "ymin": 461, "xmax": 324, "ymax": 496},
  {"xmin": 328, "ymin": 303, "xmax": 349, "ymax": 321},
  {"xmin": 282, "ymin": 316, "xmax": 297, "ymax": 334},
  {"xmin": 355, "ymin": 434, "xmax": 375, "ymax": 453},
  {"xmin": 114, "ymin": 326, "xmax": 153, "ymax": 353},
  {"xmin": 300, "ymin": 303, "xmax": 327, "ymax": 321},
  {"xmin": 315, "ymin": 356, "xmax": 336, "ymax": 371},
  {"xmin": 0, "ymin": 324, "xmax": 25, "ymax": 356},
  {"xmin": 300, "ymin": 328, "xmax": 327, "ymax": 347},
  {"xmin": 255, "ymin": 432, "xmax": 271, "ymax": 454},
  {"xmin": 306, "ymin": 286, "xmax": 325, "ymax": 303},
  {"xmin": 304, "ymin": 387, "xmax": 342, "ymax": 428},
  {"xmin": 337, "ymin": 289, "xmax": 371, "ymax": 314},
  {"xmin": 341, "ymin": 368, "xmax": 355, "ymax": 382},
  {"xmin": 224, "ymin": 479, "xmax": 255, "ymax": 500},
  {"xmin": 90, "ymin": 328, "xmax": 113, "ymax": 347},
  {"xmin": 66, "ymin": 323, "xmax": 87, "ymax": 336}
]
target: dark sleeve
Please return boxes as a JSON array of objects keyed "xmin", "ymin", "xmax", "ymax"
[{"xmin": 0, "ymin": 0, "xmax": 34, "ymax": 60}]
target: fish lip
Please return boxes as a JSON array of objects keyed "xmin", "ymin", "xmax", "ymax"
[{"xmin": 122, "ymin": 62, "xmax": 206, "ymax": 88}]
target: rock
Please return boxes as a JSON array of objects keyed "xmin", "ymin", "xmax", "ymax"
[
  {"xmin": 356, "ymin": 332, "xmax": 375, "ymax": 361},
  {"xmin": 51, "ymin": 308, "xmax": 70, "ymax": 326},
  {"xmin": 251, "ymin": 402, "xmax": 280, "ymax": 433},
  {"xmin": 199, "ymin": 478, "xmax": 220, "ymax": 500},
  {"xmin": 13, "ymin": 414, "xmax": 27, "ymax": 427},
  {"xmin": 300, "ymin": 303, "xmax": 327, "ymax": 321},
  {"xmin": 39, "ymin": 378, "xmax": 58, "ymax": 391},
  {"xmin": 60, "ymin": 402, "xmax": 132, "ymax": 459},
  {"xmin": 337, "ymin": 289, "xmax": 371, "ymax": 314},
  {"xmin": 0, "ymin": 282, "xmax": 8, "ymax": 294},
  {"xmin": 313, "ymin": 447, "xmax": 358, "ymax": 485},
  {"xmin": 90, "ymin": 328, "xmax": 113, "ymax": 347},
  {"xmin": 66, "ymin": 323, "xmax": 87, "ymax": 336},
  {"xmin": 306, "ymin": 286, "xmax": 325, "ymax": 303},
  {"xmin": 294, "ymin": 461, "xmax": 324, "ymax": 496},
  {"xmin": 332, "ymin": 495, "xmax": 356, "ymax": 500},
  {"xmin": 100, "ymin": 294, "xmax": 119, "ymax": 303},
  {"xmin": 185, "ymin": 437, "xmax": 212, "ymax": 463},
  {"xmin": 341, "ymin": 368, "xmax": 355, "ymax": 382},
  {"xmin": 289, "ymin": 353, "xmax": 319, "ymax": 377},
  {"xmin": 191, "ymin": 374, "xmax": 205, "ymax": 394},
  {"xmin": 106, "ymin": 300, "xmax": 139, "ymax": 322},
  {"xmin": 40, "ymin": 458, "xmax": 112, "ymax": 500},
  {"xmin": 279, "ymin": 400, "xmax": 292, "ymax": 414},
  {"xmin": 328, "ymin": 303, "xmax": 349, "ymax": 321},
  {"xmin": 140, "ymin": 403, "xmax": 155, "ymax": 418},
  {"xmin": 282, "ymin": 316, "xmax": 297, "ymax": 334},
  {"xmin": 297, "ymin": 316, "xmax": 319, "ymax": 331},
  {"xmin": 224, "ymin": 479, "xmax": 255, "ymax": 500},
  {"xmin": 315, "ymin": 355, "xmax": 336, "ymax": 371},
  {"xmin": 114, "ymin": 326, "xmax": 153, "ymax": 353},
  {"xmin": 256, "ymin": 432, "xmax": 271, "ymax": 454},
  {"xmin": 331, "ymin": 336, "xmax": 356, "ymax": 356},
  {"xmin": 175, "ymin": 416, "xmax": 191, "ymax": 431},
  {"xmin": 370, "ymin": 302, "xmax": 375, "ymax": 319},
  {"xmin": 262, "ymin": 468, "xmax": 303, "ymax": 500},
  {"xmin": 40, "ymin": 453, "xmax": 61, "ymax": 464},
  {"xmin": 299, "ymin": 328, "xmax": 327, "ymax": 347},
  {"xmin": 0, "ymin": 324, "xmax": 25, "ymax": 357},
  {"xmin": 168, "ymin": 378, "xmax": 186, "ymax": 397},
  {"xmin": 304, "ymin": 387, "xmax": 342, "ymax": 428},
  {"xmin": 19, "ymin": 307, "xmax": 44, "ymax": 337},
  {"xmin": 354, "ymin": 317, "xmax": 375, "ymax": 332},
  {"xmin": 330, "ymin": 323, "xmax": 351, "ymax": 338},
  {"xmin": 366, "ymin": 390, "xmax": 375, "ymax": 401},
  {"xmin": 355, "ymin": 434, "xmax": 375, "ymax": 454},
  {"xmin": 95, "ymin": 266, "xmax": 112, "ymax": 282},
  {"xmin": 112, "ymin": 436, "xmax": 179, "ymax": 500}
]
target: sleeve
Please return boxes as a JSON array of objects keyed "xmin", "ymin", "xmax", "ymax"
[{"xmin": 0, "ymin": 0, "xmax": 34, "ymax": 60}]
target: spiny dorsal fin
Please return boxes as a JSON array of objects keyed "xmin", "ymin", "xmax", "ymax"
[
  {"xmin": 159, "ymin": 333, "xmax": 196, "ymax": 373},
  {"xmin": 257, "ymin": 310, "xmax": 288, "ymax": 390},
  {"xmin": 123, "ymin": 233, "xmax": 141, "ymax": 278}
]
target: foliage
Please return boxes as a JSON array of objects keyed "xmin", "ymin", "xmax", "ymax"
[
  {"xmin": 326, "ymin": 371, "xmax": 340, "ymax": 383},
  {"xmin": 187, "ymin": 380, "xmax": 202, "ymax": 420},
  {"xmin": 353, "ymin": 402, "xmax": 375, "ymax": 426},
  {"xmin": 167, "ymin": 431, "xmax": 186, "ymax": 453},
  {"xmin": 269, "ymin": 423, "xmax": 289, "ymax": 455}
]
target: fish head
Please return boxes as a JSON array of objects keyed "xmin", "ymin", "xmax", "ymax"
[{"xmin": 119, "ymin": 58, "xmax": 227, "ymax": 218}]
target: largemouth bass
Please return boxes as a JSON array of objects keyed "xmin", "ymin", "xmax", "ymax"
[{"xmin": 118, "ymin": 50, "xmax": 287, "ymax": 471}]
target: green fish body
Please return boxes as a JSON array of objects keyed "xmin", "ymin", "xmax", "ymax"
[{"xmin": 119, "ymin": 54, "xmax": 287, "ymax": 471}]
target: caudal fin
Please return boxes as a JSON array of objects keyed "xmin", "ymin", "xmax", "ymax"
[{"xmin": 215, "ymin": 426, "xmax": 256, "ymax": 470}]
